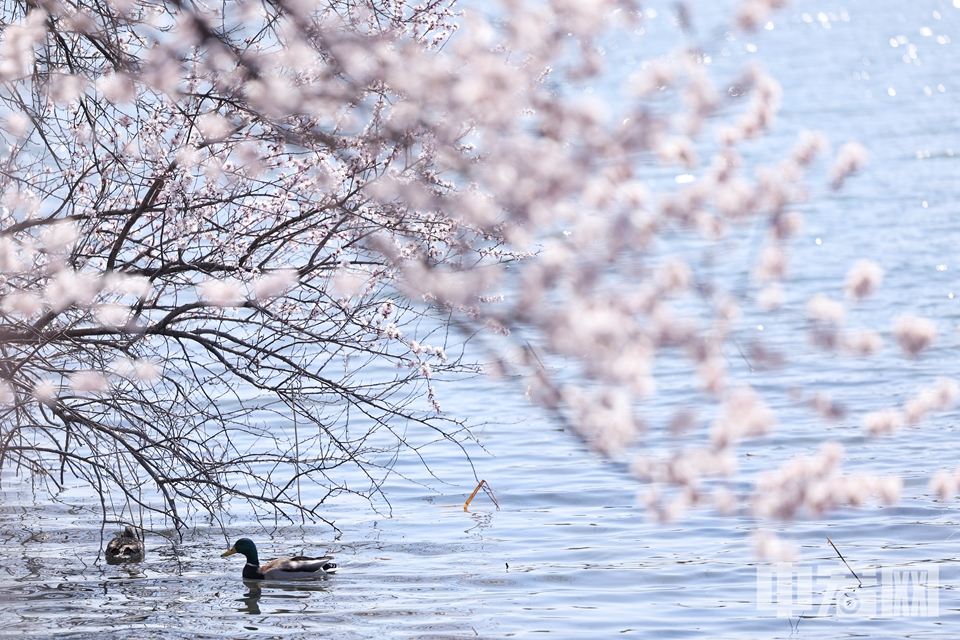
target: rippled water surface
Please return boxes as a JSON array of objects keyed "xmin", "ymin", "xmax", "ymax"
[{"xmin": 4, "ymin": 0, "xmax": 960, "ymax": 637}]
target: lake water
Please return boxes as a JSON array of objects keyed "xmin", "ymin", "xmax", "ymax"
[{"xmin": 3, "ymin": 0, "xmax": 960, "ymax": 637}]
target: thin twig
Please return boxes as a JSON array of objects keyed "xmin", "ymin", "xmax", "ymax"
[
  {"xmin": 525, "ymin": 341, "xmax": 546, "ymax": 371},
  {"xmin": 826, "ymin": 535, "xmax": 862, "ymax": 587},
  {"xmin": 464, "ymin": 479, "xmax": 499, "ymax": 511}
]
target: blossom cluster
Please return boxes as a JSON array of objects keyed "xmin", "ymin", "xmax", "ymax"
[{"xmin": 0, "ymin": 0, "xmax": 944, "ymax": 539}]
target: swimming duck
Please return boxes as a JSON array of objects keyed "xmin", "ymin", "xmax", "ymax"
[
  {"xmin": 221, "ymin": 538, "xmax": 337, "ymax": 580},
  {"xmin": 105, "ymin": 525, "xmax": 145, "ymax": 564}
]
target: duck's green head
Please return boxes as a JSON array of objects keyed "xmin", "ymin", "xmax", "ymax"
[{"xmin": 222, "ymin": 538, "xmax": 259, "ymax": 564}]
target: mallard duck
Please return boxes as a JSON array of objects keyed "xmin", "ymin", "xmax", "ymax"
[
  {"xmin": 221, "ymin": 538, "xmax": 337, "ymax": 580},
  {"xmin": 105, "ymin": 525, "xmax": 145, "ymax": 564}
]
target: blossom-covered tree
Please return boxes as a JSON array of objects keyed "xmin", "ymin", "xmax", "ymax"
[
  {"xmin": 0, "ymin": 0, "xmax": 494, "ymax": 528},
  {"xmin": 0, "ymin": 0, "xmax": 947, "ymax": 543}
]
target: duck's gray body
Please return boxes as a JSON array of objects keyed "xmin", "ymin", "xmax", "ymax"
[{"xmin": 242, "ymin": 555, "xmax": 338, "ymax": 580}]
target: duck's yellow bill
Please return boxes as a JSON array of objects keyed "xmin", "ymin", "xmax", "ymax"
[{"xmin": 221, "ymin": 547, "xmax": 237, "ymax": 557}]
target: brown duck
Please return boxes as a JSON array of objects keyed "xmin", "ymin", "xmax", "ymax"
[{"xmin": 105, "ymin": 525, "xmax": 145, "ymax": 564}]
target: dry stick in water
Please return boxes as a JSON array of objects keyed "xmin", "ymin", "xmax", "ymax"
[
  {"xmin": 826, "ymin": 535, "xmax": 863, "ymax": 587},
  {"xmin": 464, "ymin": 480, "xmax": 499, "ymax": 511}
]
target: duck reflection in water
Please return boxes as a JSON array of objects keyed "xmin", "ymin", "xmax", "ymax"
[
  {"xmin": 239, "ymin": 581, "xmax": 262, "ymax": 615},
  {"xmin": 236, "ymin": 580, "xmax": 331, "ymax": 615}
]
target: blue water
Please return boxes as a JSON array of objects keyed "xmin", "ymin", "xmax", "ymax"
[{"xmin": 3, "ymin": 0, "xmax": 960, "ymax": 637}]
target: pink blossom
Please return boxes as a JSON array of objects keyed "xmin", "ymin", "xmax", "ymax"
[
  {"xmin": 754, "ymin": 243, "xmax": 787, "ymax": 282},
  {"xmin": 32, "ymin": 380, "xmax": 58, "ymax": 404},
  {"xmin": 654, "ymin": 258, "xmax": 692, "ymax": 294},
  {"xmin": 791, "ymin": 130, "xmax": 829, "ymax": 166},
  {"xmin": 893, "ymin": 314, "xmax": 938, "ymax": 356},
  {"xmin": 96, "ymin": 303, "xmax": 130, "ymax": 328},
  {"xmin": 862, "ymin": 408, "xmax": 904, "ymax": 435},
  {"xmin": 844, "ymin": 259, "xmax": 883, "ymax": 299},
  {"xmin": 252, "ymin": 269, "xmax": 298, "ymax": 300},
  {"xmin": 45, "ymin": 271, "xmax": 100, "ymax": 311},
  {"xmin": 69, "ymin": 371, "xmax": 110, "ymax": 393},
  {"xmin": 757, "ymin": 283, "xmax": 783, "ymax": 310},
  {"xmin": 806, "ymin": 294, "xmax": 845, "ymax": 325},
  {"xmin": 753, "ymin": 442, "xmax": 901, "ymax": 519},
  {"xmin": 902, "ymin": 378, "xmax": 960, "ymax": 424},
  {"xmin": 709, "ymin": 386, "xmax": 774, "ymax": 449},
  {"xmin": 842, "ymin": 328, "xmax": 884, "ymax": 355},
  {"xmin": 2, "ymin": 291, "xmax": 43, "ymax": 316},
  {"xmin": 199, "ymin": 279, "xmax": 244, "ymax": 307},
  {"xmin": 196, "ymin": 112, "xmax": 232, "ymax": 142},
  {"xmin": 831, "ymin": 142, "xmax": 868, "ymax": 188},
  {"xmin": 0, "ymin": 10, "xmax": 47, "ymax": 81},
  {"xmin": 6, "ymin": 111, "xmax": 30, "ymax": 137},
  {"xmin": 753, "ymin": 531, "xmax": 795, "ymax": 563}
]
